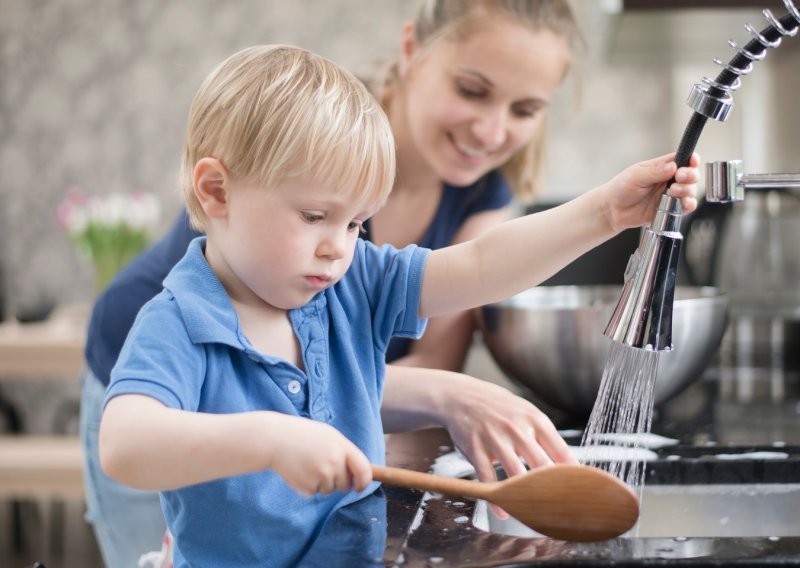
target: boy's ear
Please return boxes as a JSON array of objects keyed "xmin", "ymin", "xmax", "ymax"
[
  {"xmin": 399, "ymin": 21, "xmax": 418, "ymax": 77},
  {"xmin": 193, "ymin": 157, "xmax": 229, "ymax": 219}
]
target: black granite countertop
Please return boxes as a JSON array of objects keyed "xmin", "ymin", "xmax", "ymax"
[{"xmin": 381, "ymin": 366, "xmax": 800, "ymax": 567}]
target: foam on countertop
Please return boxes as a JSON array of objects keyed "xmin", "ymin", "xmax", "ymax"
[
  {"xmin": 572, "ymin": 445, "xmax": 659, "ymax": 462},
  {"xmin": 713, "ymin": 451, "xmax": 789, "ymax": 460},
  {"xmin": 583, "ymin": 432, "xmax": 679, "ymax": 449},
  {"xmin": 430, "ymin": 449, "xmax": 475, "ymax": 478},
  {"xmin": 430, "ymin": 444, "xmax": 660, "ymax": 480}
]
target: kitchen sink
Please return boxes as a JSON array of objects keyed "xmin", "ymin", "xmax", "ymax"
[
  {"xmin": 468, "ymin": 442, "xmax": 800, "ymax": 541},
  {"xmin": 386, "ymin": 429, "xmax": 800, "ymax": 566},
  {"xmin": 475, "ymin": 482, "xmax": 800, "ymax": 538}
]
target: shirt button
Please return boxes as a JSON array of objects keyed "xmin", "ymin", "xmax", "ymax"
[{"xmin": 287, "ymin": 380, "xmax": 301, "ymax": 395}]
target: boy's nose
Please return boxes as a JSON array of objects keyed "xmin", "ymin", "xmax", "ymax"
[{"xmin": 317, "ymin": 232, "xmax": 346, "ymax": 260}]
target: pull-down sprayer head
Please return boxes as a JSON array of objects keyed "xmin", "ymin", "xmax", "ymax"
[{"xmin": 603, "ymin": 195, "xmax": 684, "ymax": 351}]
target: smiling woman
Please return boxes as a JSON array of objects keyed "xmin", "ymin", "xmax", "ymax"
[{"xmin": 368, "ymin": 0, "xmax": 584, "ymax": 368}]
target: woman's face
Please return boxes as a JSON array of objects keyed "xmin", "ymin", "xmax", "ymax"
[{"xmin": 396, "ymin": 16, "xmax": 571, "ymax": 187}]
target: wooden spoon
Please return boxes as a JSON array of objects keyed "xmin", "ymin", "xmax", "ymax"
[{"xmin": 372, "ymin": 463, "xmax": 639, "ymax": 542}]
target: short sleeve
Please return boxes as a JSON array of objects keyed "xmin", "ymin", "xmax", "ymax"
[
  {"xmin": 337, "ymin": 240, "xmax": 430, "ymax": 354},
  {"xmin": 105, "ymin": 292, "xmax": 206, "ymax": 411}
]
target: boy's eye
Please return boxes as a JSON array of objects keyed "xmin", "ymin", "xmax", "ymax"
[{"xmin": 302, "ymin": 212, "xmax": 323, "ymax": 223}]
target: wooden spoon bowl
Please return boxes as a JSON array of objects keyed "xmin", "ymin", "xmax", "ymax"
[{"xmin": 372, "ymin": 463, "xmax": 639, "ymax": 542}]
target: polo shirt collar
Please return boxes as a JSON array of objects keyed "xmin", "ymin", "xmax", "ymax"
[{"xmin": 163, "ymin": 236, "xmax": 242, "ymax": 348}]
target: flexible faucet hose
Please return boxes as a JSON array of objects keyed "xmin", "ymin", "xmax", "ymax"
[{"xmin": 671, "ymin": 8, "xmax": 800, "ymax": 174}]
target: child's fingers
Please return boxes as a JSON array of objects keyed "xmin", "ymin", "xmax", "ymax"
[
  {"xmin": 652, "ymin": 152, "xmax": 679, "ymax": 171},
  {"xmin": 665, "ymin": 183, "xmax": 698, "ymax": 213},
  {"xmin": 681, "ymin": 196, "xmax": 698, "ymax": 213},
  {"xmin": 667, "ymin": 167, "xmax": 699, "ymax": 213},
  {"xmin": 673, "ymin": 171, "xmax": 696, "ymax": 186},
  {"xmin": 334, "ymin": 470, "xmax": 353, "ymax": 494},
  {"xmin": 316, "ymin": 475, "xmax": 335, "ymax": 494},
  {"xmin": 347, "ymin": 450, "xmax": 373, "ymax": 493},
  {"xmin": 638, "ymin": 157, "xmax": 678, "ymax": 188}
]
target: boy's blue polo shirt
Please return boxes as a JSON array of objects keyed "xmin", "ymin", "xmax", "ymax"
[{"xmin": 106, "ymin": 236, "xmax": 429, "ymax": 568}]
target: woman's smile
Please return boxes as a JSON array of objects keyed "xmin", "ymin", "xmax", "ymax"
[{"xmin": 449, "ymin": 133, "xmax": 492, "ymax": 166}]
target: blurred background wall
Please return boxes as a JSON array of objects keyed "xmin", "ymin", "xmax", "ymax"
[
  {"xmin": 1, "ymin": 0, "xmax": 798, "ymax": 315},
  {"xmin": 0, "ymin": 0, "xmax": 416, "ymax": 316}
]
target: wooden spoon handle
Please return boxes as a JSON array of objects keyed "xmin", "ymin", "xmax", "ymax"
[{"xmin": 372, "ymin": 464, "xmax": 492, "ymax": 500}]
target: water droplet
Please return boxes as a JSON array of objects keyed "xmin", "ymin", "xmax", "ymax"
[{"xmin": 453, "ymin": 515, "xmax": 469, "ymax": 524}]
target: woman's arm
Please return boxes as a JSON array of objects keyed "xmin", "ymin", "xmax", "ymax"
[{"xmin": 99, "ymin": 394, "xmax": 372, "ymax": 495}]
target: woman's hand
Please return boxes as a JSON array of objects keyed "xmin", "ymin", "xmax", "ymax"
[
  {"xmin": 381, "ymin": 365, "xmax": 576, "ymax": 519},
  {"xmin": 600, "ymin": 152, "xmax": 700, "ymax": 233},
  {"xmin": 438, "ymin": 377, "xmax": 576, "ymax": 518}
]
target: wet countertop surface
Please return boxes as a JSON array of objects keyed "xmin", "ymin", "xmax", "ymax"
[{"xmin": 382, "ymin": 365, "xmax": 800, "ymax": 567}]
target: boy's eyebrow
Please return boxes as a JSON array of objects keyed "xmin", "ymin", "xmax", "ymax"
[{"xmin": 295, "ymin": 196, "xmax": 374, "ymax": 219}]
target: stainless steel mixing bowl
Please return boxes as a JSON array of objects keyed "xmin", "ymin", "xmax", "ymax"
[{"xmin": 476, "ymin": 286, "xmax": 728, "ymax": 417}]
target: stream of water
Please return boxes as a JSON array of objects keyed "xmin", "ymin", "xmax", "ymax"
[{"xmin": 580, "ymin": 341, "xmax": 661, "ymax": 495}]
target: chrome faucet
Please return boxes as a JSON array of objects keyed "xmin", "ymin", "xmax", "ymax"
[
  {"xmin": 603, "ymin": 1, "xmax": 799, "ymax": 352},
  {"xmin": 706, "ymin": 161, "xmax": 800, "ymax": 201}
]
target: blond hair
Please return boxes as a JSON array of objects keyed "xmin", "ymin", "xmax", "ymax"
[
  {"xmin": 381, "ymin": 0, "xmax": 583, "ymax": 202},
  {"xmin": 180, "ymin": 45, "xmax": 396, "ymax": 231}
]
